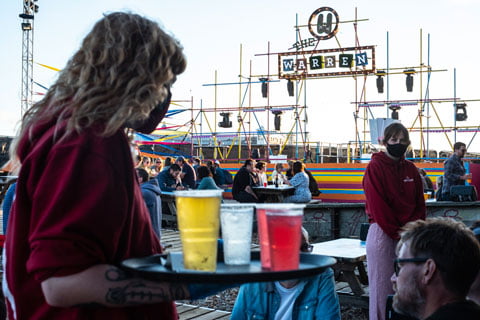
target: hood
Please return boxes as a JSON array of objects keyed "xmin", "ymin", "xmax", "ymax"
[
  {"xmin": 17, "ymin": 118, "xmax": 63, "ymax": 163},
  {"xmin": 142, "ymin": 179, "xmax": 162, "ymax": 195}
]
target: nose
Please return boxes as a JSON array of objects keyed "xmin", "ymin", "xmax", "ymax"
[{"xmin": 390, "ymin": 273, "xmax": 397, "ymax": 284}]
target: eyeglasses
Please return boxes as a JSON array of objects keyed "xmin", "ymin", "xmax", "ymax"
[
  {"xmin": 301, "ymin": 243, "xmax": 313, "ymax": 253},
  {"xmin": 394, "ymin": 258, "xmax": 429, "ymax": 276}
]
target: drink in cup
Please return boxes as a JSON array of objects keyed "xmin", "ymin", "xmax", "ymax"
[
  {"xmin": 263, "ymin": 181, "xmax": 267, "ymax": 187},
  {"xmin": 255, "ymin": 206, "xmax": 271, "ymax": 270},
  {"xmin": 220, "ymin": 204, "xmax": 254, "ymax": 265},
  {"xmin": 174, "ymin": 189, "xmax": 223, "ymax": 271},
  {"xmin": 257, "ymin": 204, "xmax": 305, "ymax": 271}
]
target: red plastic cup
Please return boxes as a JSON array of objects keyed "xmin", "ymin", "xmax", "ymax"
[
  {"xmin": 256, "ymin": 204, "xmax": 305, "ymax": 271},
  {"xmin": 263, "ymin": 181, "xmax": 267, "ymax": 187}
]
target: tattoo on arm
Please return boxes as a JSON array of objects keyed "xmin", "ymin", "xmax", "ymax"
[{"xmin": 104, "ymin": 267, "xmax": 188, "ymax": 306}]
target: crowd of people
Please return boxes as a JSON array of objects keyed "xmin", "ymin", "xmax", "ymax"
[{"xmin": 1, "ymin": 10, "xmax": 480, "ymax": 320}]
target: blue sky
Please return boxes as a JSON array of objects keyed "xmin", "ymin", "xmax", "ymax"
[{"xmin": 1, "ymin": 0, "xmax": 480, "ymax": 153}]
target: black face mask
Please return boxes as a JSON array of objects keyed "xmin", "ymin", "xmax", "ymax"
[
  {"xmin": 126, "ymin": 88, "xmax": 172, "ymax": 134},
  {"xmin": 387, "ymin": 143, "xmax": 408, "ymax": 158}
]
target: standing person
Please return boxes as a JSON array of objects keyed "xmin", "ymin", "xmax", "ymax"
[
  {"xmin": 441, "ymin": 142, "xmax": 471, "ymax": 200},
  {"xmin": 4, "ymin": 12, "xmax": 194, "ymax": 319},
  {"xmin": 175, "ymin": 156, "xmax": 196, "ymax": 189},
  {"xmin": 362, "ymin": 122, "xmax": 426, "ymax": 320},
  {"xmin": 391, "ymin": 218, "xmax": 480, "ymax": 319},
  {"xmin": 136, "ymin": 168, "xmax": 162, "ymax": 238},
  {"xmin": 232, "ymin": 159, "xmax": 258, "ymax": 203},
  {"xmin": 284, "ymin": 161, "xmax": 312, "ymax": 203}
]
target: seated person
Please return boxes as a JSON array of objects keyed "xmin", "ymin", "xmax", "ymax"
[
  {"xmin": 156, "ymin": 163, "xmax": 185, "ymax": 192},
  {"xmin": 468, "ymin": 220, "xmax": 480, "ymax": 304},
  {"xmin": 196, "ymin": 165, "xmax": 221, "ymax": 190},
  {"xmin": 232, "ymin": 159, "xmax": 259, "ymax": 203},
  {"xmin": 255, "ymin": 161, "xmax": 268, "ymax": 186},
  {"xmin": 136, "ymin": 168, "xmax": 162, "ymax": 238},
  {"xmin": 271, "ymin": 163, "xmax": 286, "ymax": 185},
  {"xmin": 231, "ymin": 228, "xmax": 341, "ymax": 319},
  {"xmin": 284, "ymin": 161, "xmax": 312, "ymax": 203},
  {"xmin": 391, "ymin": 218, "xmax": 480, "ymax": 319}
]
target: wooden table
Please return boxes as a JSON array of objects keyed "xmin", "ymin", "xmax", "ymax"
[
  {"xmin": 160, "ymin": 192, "xmax": 177, "ymax": 226},
  {"xmin": 312, "ymin": 238, "xmax": 368, "ymax": 297},
  {"xmin": 252, "ymin": 185, "xmax": 295, "ymax": 203}
]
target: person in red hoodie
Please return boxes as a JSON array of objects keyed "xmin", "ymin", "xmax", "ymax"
[
  {"xmin": 362, "ymin": 122, "xmax": 426, "ymax": 320},
  {"xmin": 4, "ymin": 12, "xmax": 195, "ymax": 320}
]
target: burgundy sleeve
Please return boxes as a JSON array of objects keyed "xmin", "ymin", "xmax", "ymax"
[
  {"xmin": 26, "ymin": 143, "xmax": 129, "ymax": 281},
  {"xmin": 363, "ymin": 161, "xmax": 401, "ymax": 239},
  {"xmin": 413, "ymin": 166, "xmax": 427, "ymax": 221}
]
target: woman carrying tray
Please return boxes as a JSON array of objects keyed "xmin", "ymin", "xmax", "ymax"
[
  {"xmin": 4, "ymin": 12, "xmax": 224, "ymax": 320},
  {"xmin": 362, "ymin": 122, "xmax": 426, "ymax": 320}
]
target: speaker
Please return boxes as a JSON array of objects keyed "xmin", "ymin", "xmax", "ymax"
[{"xmin": 450, "ymin": 185, "xmax": 477, "ymax": 202}]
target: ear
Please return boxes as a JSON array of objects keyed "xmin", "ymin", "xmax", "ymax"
[{"xmin": 422, "ymin": 258, "xmax": 437, "ymax": 285}]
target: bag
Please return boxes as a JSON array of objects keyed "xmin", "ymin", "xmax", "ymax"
[
  {"xmin": 450, "ymin": 185, "xmax": 477, "ymax": 202},
  {"xmin": 223, "ymin": 168, "xmax": 233, "ymax": 185}
]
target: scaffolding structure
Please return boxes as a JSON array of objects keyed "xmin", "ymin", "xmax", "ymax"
[{"xmin": 19, "ymin": 0, "xmax": 38, "ymax": 116}]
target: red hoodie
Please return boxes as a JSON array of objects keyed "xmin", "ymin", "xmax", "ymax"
[
  {"xmin": 4, "ymin": 119, "xmax": 176, "ymax": 319},
  {"xmin": 362, "ymin": 152, "xmax": 426, "ymax": 239}
]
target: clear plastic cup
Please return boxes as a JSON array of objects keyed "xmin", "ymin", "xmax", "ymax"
[
  {"xmin": 256, "ymin": 203, "xmax": 305, "ymax": 271},
  {"xmin": 220, "ymin": 204, "xmax": 254, "ymax": 265},
  {"xmin": 174, "ymin": 189, "xmax": 223, "ymax": 271}
]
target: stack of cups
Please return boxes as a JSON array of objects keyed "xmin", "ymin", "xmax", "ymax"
[
  {"xmin": 256, "ymin": 203, "xmax": 305, "ymax": 271},
  {"xmin": 220, "ymin": 204, "xmax": 255, "ymax": 265},
  {"xmin": 174, "ymin": 189, "xmax": 223, "ymax": 271}
]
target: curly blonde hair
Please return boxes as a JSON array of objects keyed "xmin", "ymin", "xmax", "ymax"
[{"xmin": 16, "ymin": 12, "xmax": 186, "ymax": 151}]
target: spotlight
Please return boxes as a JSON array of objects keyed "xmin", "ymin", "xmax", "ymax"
[
  {"xmin": 389, "ymin": 105, "xmax": 401, "ymax": 120},
  {"xmin": 287, "ymin": 79, "xmax": 294, "ymax": 96},
  {"xmin": 376, "ymin": 70, "xmax": 385, "ymax": 94},
  {"xmin": 218, "ymin": 112, "xmax": 232, "ymax": 128},
  {"xmin": 455, "ymin": 103, "xmax": 468, "ymax": 121},
  {"xmin": 272, "ymin": 111, "xmax": 282, "ymax": 131},
  {"xmin": 259, "ymin": 78, "xmax": 268, "ymax": 98},
  {"xmin": 404, "ymin": 69, "xmax": 415, "ymax": 92},
  {"xmin": 21, "ymin": 22, "xmax": 32, "ymax": 30},
  {"xmin": 19, "ymin": 13, "xmax": 34, "ymax": 19}
]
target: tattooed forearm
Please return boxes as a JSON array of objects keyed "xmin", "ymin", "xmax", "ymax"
[{"xmin": 103, "ymin": 267, "xmax": 189, "ymax": 305}]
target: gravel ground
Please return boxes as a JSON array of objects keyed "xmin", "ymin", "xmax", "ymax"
[{"xmin": 181, "ymin": 287, "xmax": 368, "ymax": 320}]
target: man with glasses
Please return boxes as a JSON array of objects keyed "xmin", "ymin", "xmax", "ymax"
[
  {"xmin": 391, "ymin": 218, "xmax": 480, "ymax": 319},
  {"xmin": 441, "ymin": 142, "xmax": 472, "ymax": 201}
]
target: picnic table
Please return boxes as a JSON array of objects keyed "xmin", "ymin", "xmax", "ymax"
[
  {"xmin": 160, "ymin": 192, "xmax": 177, "ymax": 225},
  {"xmin": 312, "ymin": 238, "xmax": 368, "ymax": 306},
  {"xmin": 252, "ymin": 185, "xmax": 295, "ymax": 203}
]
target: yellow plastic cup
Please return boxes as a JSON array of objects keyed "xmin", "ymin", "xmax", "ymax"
[{"xmin": 174, "ymin": 189, "xmax": 223, "ymax": 271}]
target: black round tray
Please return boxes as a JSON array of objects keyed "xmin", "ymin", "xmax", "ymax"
[{"xmin": 121, "ymin": 251, "xmax": 336, "ymax": 283}]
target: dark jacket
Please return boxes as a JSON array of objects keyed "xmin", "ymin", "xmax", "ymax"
[{"xmin": 140, "ymin": 179, "xmax": 162, "ymax": 238}]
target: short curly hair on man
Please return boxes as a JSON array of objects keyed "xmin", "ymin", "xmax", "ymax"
[{"xmin": 399, "ymin": 217, "xmax": 480, "ymax": 297}]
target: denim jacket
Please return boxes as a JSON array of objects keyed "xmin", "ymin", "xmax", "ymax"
[{"xmin": 231, "ymin": 268, "xmax": 340, "ymax": 320}]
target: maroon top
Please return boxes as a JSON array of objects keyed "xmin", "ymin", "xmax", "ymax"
[
  {"xmin": 5, "ymin": 119, "xmax": 176, "ymax": 319},
  {"xmin": 362, "ymin": 152, "xmax": 426, "ymax": 240}
]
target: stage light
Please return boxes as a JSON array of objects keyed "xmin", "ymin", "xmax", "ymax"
[
  {"xmin": 218, "ymin": 112, "xmax": 232, "ymax": 128},
  {"xmin": 455, "ymin": 103, "xmax": 468, "ymax": 121},
  {"xmin": 259, "ymin": 78, "xmax": 268, "ymax": 98},
  {"xmin": 376, "ymin": 70, "xmax": 385, "ymax": 93},
  {"xmin": 404, "ymin": 69, "xmax": 415, "ymax": 92},
  {"xmin": 273, "ymin": 111, "xmax": 282, "ymax": 130},
  {"xmin": 21, "ymin": 22, "xmax": 32, "ymax": 30},
  {"xmin": 287, "ymin": 79, "xmax": 294, "ymax": 96}
]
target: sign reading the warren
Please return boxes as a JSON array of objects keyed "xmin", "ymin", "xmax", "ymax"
[{"xmin": 278, "ymin": 46, "xmax": 376, "ymax": 79}]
